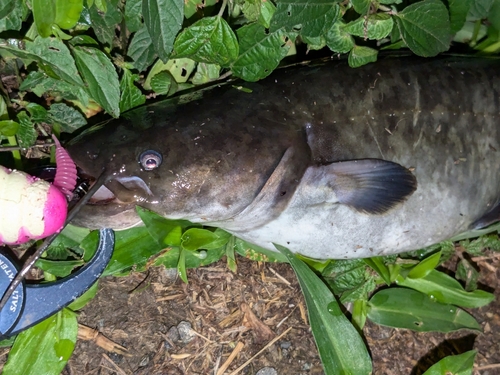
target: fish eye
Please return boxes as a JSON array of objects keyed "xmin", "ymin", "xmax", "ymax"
[{"xmin": 139, "ymin": 150, "xmax": 163, "ymax": 171}]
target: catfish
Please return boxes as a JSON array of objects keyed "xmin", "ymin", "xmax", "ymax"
[{"xmin": 67, "ymin": 57, "xmax": 500, "ymax": 259}]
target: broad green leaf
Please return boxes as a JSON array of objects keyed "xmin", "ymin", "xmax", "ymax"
[
  {"xmin": 226, "ymin": 236, "xmax": 237, "ymax": 272},
  {"xmin": 17, "ymin": 111, "xmax": 38, "ymax": 147},
  {"xmin": 181, "ymin": 228, "xmax": 218, "ymax": 250},
  {"xmin": 67, "ymin": 282, "xmax": 99, "ymax": 311},
  {"xmin": 127, "ymin": 25, "xmax": 158, "ymax": 71},
  {"xmin": 151, "ymin": 71, "xmax": 174, "ymax": 95},
  {"xmin": 192, "ymin": 63, "xmax": 221, "ymax": 85},
  {"xmin": 394, "ymin": 0, "xmax": 451, "ymax": 57},
  {"xmin": 407, "ymin": 250, "xmax": 441, "ymax": 279},
  {"xmin": 422, "ymin": 350, "xmax": 476, "ymax": 375},
  {"xmin": 177, "ymin": 247, "xmax": 188, "ymax": 282},
  {"xmin": 2, "ymin": 309, "xmax": 78, "ymax": 375},
  {"xmin": 343, "ymin": 13, "xmax": 394, "ymax": 40},
  {"xmin": 6, "ymin": 37, "xmax": 85, "ymax": 87},
  {"xmin": 259, "ymin": 0, "xmax": 276, "ymax": 28},
  {"xmin": 449, "ymin": 0, "xmax": 473, "ymax": 34},
  {"xmin": 325, "ymin": 20, "xmax": 355, "ymax": 53},
  {"xmin": 468, "ymin": 0, "xmax": 494, "ymax": 19},
  {"xmin": 25, "ymin": 103, "xmax": 49, "ymax": 122},
  {"xmin": 348, "ymin": 45, "xmax": 377, "ymax": 67},
  {"xmin": 48, "ymin": 102, "xmax": 87, "ymax": 132},
  {"xmin": 0, "ymin": 120, "xmax": 18, "ymax": 136},
  {"xmin": 270, "ymin": 0, "xmax": 340, "ymax": 38},
  {"xmin": 302, "ymin": 35, "xmax": 326, "ymax": 50},
  {"xmin": 368, "ymin": 288, "xmax": 481, "ymax": 332},
  {"xmin": 0, "ymin": 0, "xmax": 29, "ymax": 32},
  {"xmin": 80, "ymin": 227, "xmax": 163, "ymax": 277},
  {"xmin": 124, "ymin": 0, "xmax": 142, "ymax": 33},
  {"xmin": 0, "ymin": 95, "xmax": 7, "ymax": 118},
  {"xmin": 35, "ymin": 259, "xmax": 84, "ymax": 277},
  {"xmin": 351, "ymin": 0, "xmax": 370, "ymax": 15},
  {"xmin": 242, "ymin": 0, "xmax": 261, "ymax": 22},
  {"xmin": 72, "ymin": 45, "xmax": 120, "ymax": 117},
  {"xmin": 352, "ymin": 299, "xmax": 368, "ymax": 329},
  {"xmin": 119, "ymin": 68, "xmax": 146, "ymax": 113},
  {"xmin": 137, "ymin": 206, "xmax": 195, "ymax": 247},
  {"xmin": 459, "ymin": 234, "xmax": 500, "ymax": 255},
  {"xmin": 88, "ymin": 0, "xmax": 122, "ymax": 46},
  {"xmin": 55, "ymin": 0, "xmax": 84, "ymax": 29},
  {"xmin": 143, "ymin": 0, "xmax": 184, "ymax": 61},
  {"xmin": 396, "ymin": 269, "xmax": 494, "ymax": 308},
  {"xmin": 32, "ymin": 0, "xmax": 56, "ymax": 37},
  {"xmin": 173, "ymin": 16, "xmax": 239, "ymax": 67},
  {"xmin": 323, "ymin": 259, "xmax": 367, "ymax": 294},
  {"xmin": 363, "ymin": 256, "xmax": 390, "ymax": 284},
  {"xmin": 276, "ymin": 244, "xmax": 372, "ymax": 375},
  {"xmin": 154, "ymin": 245, "xmax": 225, "ymax": 269},
  {"xmin": 232, "ymin": 23, "xmax": 290, "ymax": 81},
  {"xmin": 489, "ymin": 0, "xmax": 500, "ymax": 31}
]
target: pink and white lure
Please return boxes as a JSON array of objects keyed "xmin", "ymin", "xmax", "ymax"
[{"xmin": 0, "ymin": 136, "xmax": 77, "ymax": 245}]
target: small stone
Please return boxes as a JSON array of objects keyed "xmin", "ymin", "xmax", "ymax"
[
  {"xmin": 177, "ymin": 321, "xmax": 195, "ymax": 343},
  {"xmin": 280, "ymin": 341, "xmax": 291, "ymax": 349},
  {"xmin": 256, "ymin": 367, "xmax": 278, "ymax": 375}
]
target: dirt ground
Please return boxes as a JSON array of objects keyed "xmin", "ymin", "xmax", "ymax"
[
  {"xmin": 3, "ymin": 250, "xmax": 496, "ymax": 375},
  {"xmin": 0, "ymin": 250, "xmax": 498, "ymax": 375}
]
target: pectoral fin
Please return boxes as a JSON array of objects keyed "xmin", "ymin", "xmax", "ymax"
[{"xmin": 306, "ymin": 159, "xmax": 417, "ymax": 214}]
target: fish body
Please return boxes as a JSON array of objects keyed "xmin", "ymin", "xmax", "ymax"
[{"xmin": 68, "ymin": 58, "xmax": 500, "ymax": 259}]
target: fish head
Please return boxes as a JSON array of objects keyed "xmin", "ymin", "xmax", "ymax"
[{"xmin": 66, "ymin": 101, "xmax": 295, "ymax": 229}]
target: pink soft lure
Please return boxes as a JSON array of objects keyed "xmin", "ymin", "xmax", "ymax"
[
  {"xmin": 52, "ymin": 135, "xmax": 77, "ymax": 199},
  {"xmin": 0, "ymin": 137, "xmax": 77, "ymax": 245}
]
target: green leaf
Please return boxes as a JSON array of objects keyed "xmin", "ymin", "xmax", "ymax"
[
  {"xmin": 343, "ymin": 13, "xmax": 394, "ymax": 40},
  {"xmin": 35, "ymin": 259, "xmax": 84, "ymax": 277},
  {"xmin": 32, "ymin": 0, "xmax": 56, "ymax": 37},
  {"xmin": 368, "ymin": 288, "xmax": 481, "ymax": 332},
  {"xmin": 119, "ymin": 68, "xmax": 146, "ymax": 113},
  {"xmin": 225, "ymin": 236, "xmax": 237, "ymax": 272},
  {"xmin": 136, "ymin": 206, "xmax": 195, "ymax": 247},
  {"xmin": 88, "ymin": 0, "xmax": 122, "ymax": 46},
  {"xmin": 150, "ymin": 71, "xmax": 174, "ymax": 95},
  {"xmin": 232, "ymin": 23, "xmax": 290, "ymax": 81},
  {"xmin": 456, "ymin": 259, "xmax": 479, "ymax": 292},
  {"xmin": 192, "ymin": 63, "xmax": 221, "ymax": 85},
  {"xmin": 468, "ymin": 0, "xmax": 494, "ymax": 19},
  {"xmin": 396, "ymin": 269, "xmax": 494, "ymax": 308},
  {"xmin": 459, "ymin": 234, "xmax": 500, "ymax": 255},
  {"xmin": 276, "ymin": 244, "xmax": 372, "ymax": 375},
  {"xmin": 173, "ymin": 16, "xmax": 239, "ymax": 67},
  {"xmin": 0, "ymin": 0, "xmax": 29, "ymax": 32},
  {"xmin": 259, "ymin": 0, "xmax": 276, "ymax": 28},
  {"xmin": 325, "ymin": 20, "xmax": 355, "ymax": 53},
  {"xmin": 181, "ymin": 228, "xmax": 226, "ymax": 251},
  {"xmin": 323, "ymin": 259, "xmax": 367, "ymax": 294},
  {"xmin": 363, "ymin": 256, "xmax": 391, "ymax": 284},
  {"xmin": 270, "ymin": 0, "xmax": 340, "ymax": 38},
  {"xmin": 394, "ymin": 0, "xmax": 451, "ymax": 57},
  {"xmin": 48, "ymin": 102, "xmax": 87, "ymax": 132},
  {"xmin": 421, "ymin": 350, "xmax": 476, "ymax": 375},
  {"xmin": 127, "ymin": 24, "xmax": 158, "ymax": 71},
  {"xmin": 15, "ymin": 111, "xmax": 37, "ymax": 147},
  {"xmin": 2, "ymin": 309, "xmax": 77, "ymax": 375},
  {"xmin": 55, "ymin": 0, "xmax": 84, "ymax": 29},
  {"xmin": 177, "ymin": 247, "xmax": 188, "ymax": 282},
  {"xmin": 352, "ymin": 299, "xmax": 368, "ymax": 330},
  {"xmin": 351, "ymin": 0, "xmax": 370, "ymax": 15},
  {"xmin": 348, "ymin": 45, "xmax": 377, "ymax": 68},
  {"xmin": 407, "ymin": 250, "xmax": 441, "ymax": 279},
  {"xmin": 72, "ymin": 46, "xmax": 120, "ymax": 117},
  {"xmin": 124, "ymin": 0, "xmax": 142, "ymax": 33},
  {"xmin": 143, "ymin": 0, "xmax": 184, "ymax": 61},
  {"xmin": 80, "ymin": 227, "xmax": 163, "ymax": 277},
  {"xmin": 0, "ymin": 120, "xmax": 18, "ymax": 136},
  {"xmin": 449, "ymin": 0, "xmax": 473, "ymax": 34},
  {"xmin": 8, "ymin": 37, "xmax": 85, "ymax": 87},
  {"xmin": 154, "ymin": 245, "xmax": 225, "ymax": 269}
]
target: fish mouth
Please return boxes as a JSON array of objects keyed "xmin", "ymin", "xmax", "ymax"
[{"xmin": 71, "ymin": 169, "xmax": 153, "ymax": 229}]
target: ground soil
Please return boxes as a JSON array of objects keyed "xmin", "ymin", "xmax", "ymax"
[{"xmin": 2, "ymin": 250, "xmax": 497, "ymax": 375}]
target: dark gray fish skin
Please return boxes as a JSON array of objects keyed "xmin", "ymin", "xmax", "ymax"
[{"xmin": 67, "ymin": 57, "xmax": 500, "ymax": 259}]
